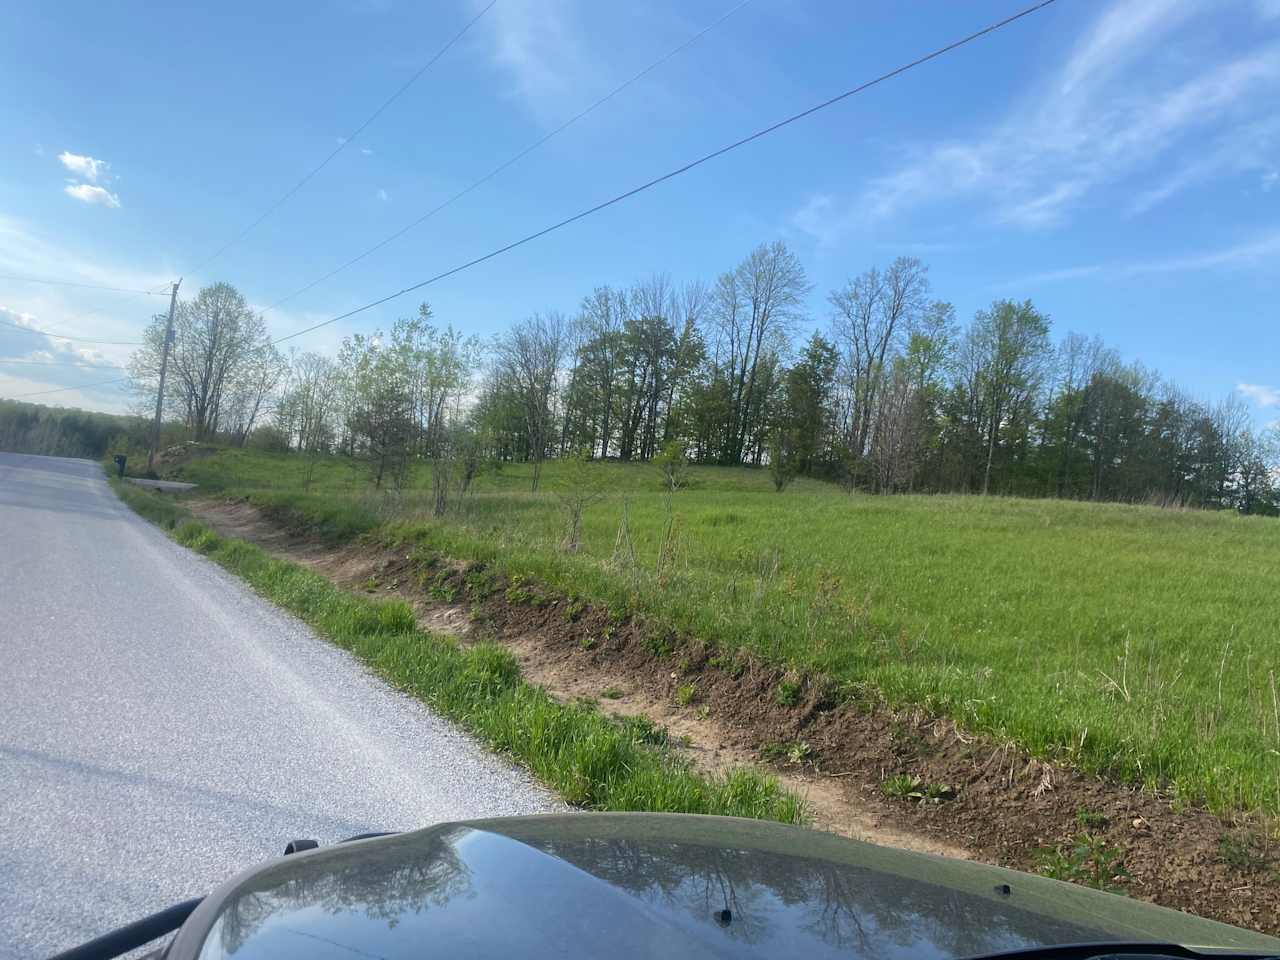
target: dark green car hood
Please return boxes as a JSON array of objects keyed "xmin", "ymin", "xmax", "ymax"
[{"xmin": 175, "ymin": 814, "xmax": 1280, "ymax": 960}]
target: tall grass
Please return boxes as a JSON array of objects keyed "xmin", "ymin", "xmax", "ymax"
[{"xmin": 175, "ymin": 449, "xmax": 1280, "ymax": 815}]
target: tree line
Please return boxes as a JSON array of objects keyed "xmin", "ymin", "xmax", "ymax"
[
  {"xmin": 0, "ymin": 400, "xmax": 147, "ymax": 460},
  {"xmin": 122, "ymin": 242, "xmax": 1280, "ymax": 515}
]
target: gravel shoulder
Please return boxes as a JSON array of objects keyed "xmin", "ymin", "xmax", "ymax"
[{"xmin": 0, "ymin": 454, "xmax": 558, "ymax": 959}]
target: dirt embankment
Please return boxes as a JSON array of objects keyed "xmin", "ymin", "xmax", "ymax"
[{"xmin": 190, "ymin": 496, "xmax": 1279, "ymax": 935}]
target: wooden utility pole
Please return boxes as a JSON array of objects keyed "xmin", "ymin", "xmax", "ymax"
[{"xmin": 146, "ymin": 279, "xmax": 181, "ymax": 474}]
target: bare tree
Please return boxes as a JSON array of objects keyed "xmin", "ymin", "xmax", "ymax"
[
  {"xmin": 129, "ymin": 283, "xmax": 271, "ymax": 440},
  {"xmin": 869, "ymin": 361, "xmax": 918, "ymax": 493},
  {"xmin": 556, "ymin": 446, "xmax": 606, "ymax": 552},
  {"xmin": 828, "ymin": 257, "xmax": 929, "ymax": 465},
  {"xmin": 276, "ymin": 351, "xmax": 342, "ymax": 489},
  {"xmin": 224, "ymin": 344, "xmax": 288, "ymax": 447},
  {"xmin": 713, "ymin": 241, "xmax": 809, "ymax": 464},
  {"xmin": 495, "ymin": 312, "xmax": 567, "ymax": 491}
]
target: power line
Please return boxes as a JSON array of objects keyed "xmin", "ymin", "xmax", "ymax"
[
  {"xmin": 0, "ymin": 316, "xmax": 143, "ymax": 346},
  {"xmin": 264, "ymin": 0, "xmax": 755, "ymax": 314},
  {"xmin": 4, "ymin": 375, "xmax": 131, "ymax": 399},
  {"xmin": 188, "ymin": 0, "xmax": 498, "ymax": 276},
  {"xmin": 273, "ymin": 0, "xmax": 1057, "ymax": 346},
  {"xmin": 0, "ymin": 274, "xmax": 167, "ymax": 295}
]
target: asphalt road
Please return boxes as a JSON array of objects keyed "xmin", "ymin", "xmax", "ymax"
[{"xmin": 0, "ymin": 453, "xmax": 558, "ymax": 959}]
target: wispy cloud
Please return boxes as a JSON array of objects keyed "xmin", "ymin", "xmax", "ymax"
[
  {"xmin": 1001, "ymin": 229, "xmax": 1280, "ymax": 288},
  {"xmin": 64, "ymin": 183, "xmax": 121, "ymax": 208},
  {"xmin": 1123, "ymin": 230, "xmax": 1280, "ymax": 274},
  {"xmin": 479, "ymin": 0, "xmax": 594, "ymax": 124},
  {"xmin": 376, "ymin": 188, "xmax": 389, "ymax": 202},
  {"xmin": 58, "ymin": 151, "xmax": 108, "ymax": 183},
  {"xmin": 0, "ymin": 216, "xmax": 166, "ymax": 292},
  {"xmin": 1238, "ymin": 383, "xmax": 1280, "ymax": 407},
  {"xmin": 793, "ymin": 1, "xmax": 1280, "ymax": 239},
  {"xmin": 360, "ymin": 146, "xmax": 374, "ymax": 156}
]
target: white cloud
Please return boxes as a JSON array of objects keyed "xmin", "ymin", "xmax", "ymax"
[
  {"xmin": 360, "ymin": 146, "xmax": 374, "ymax": 156},
  {"xmin": 481, "ymin": 0, "xmax": 594, "ymax": 124},
  {"xmin": 1238, "ymin": 383, "xmax": 1280, "ymax": 407},
  {"xmin": 0, "ymin": 305, "xmax": 113, "ymax": 364},
  {"xmin": 794, "ymin": 1, "xmax": 1280, "ymax": 238},
  {"xmin": 376, "ymin": 188, "xmax": 389, "ymax": 202},
  {"xmin": 58, "ymin": 151, "xmax": 109, "ymax": 183},
  {"xmin": 1262, "ymin": 170, "xmax": 1278, "ymax": 192},
  {"xmin": 64, "ymin": 183, "xmax": 121, "ymax": 208}
]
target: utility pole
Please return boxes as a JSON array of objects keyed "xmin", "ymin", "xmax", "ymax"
[{"xmin": 146, "ymin": 279, "xmax": 181, "ymax": 474}]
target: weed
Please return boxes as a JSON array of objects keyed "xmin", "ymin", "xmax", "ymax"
[
  {"xmin": 600, "ymin": 686, "xmax": 624, "ymax": 700},
  {"xmin": 761, "ymin": 740, "xmax": 813, "ymax": 765},
  {"xmin": 428, "ymin": 583, "xmax": 456, "ymax": 603},
  {"xmin": 566, "ymin": 597, "xmax": 588, "ymax": 622},
  {"xmin": 464, "ymin": 567, "xmax": 498, "ymax": 598},
  {"xmin": 775, "ymin": 676, "xmax": 802, "ymax": 707},
  {"xmin": 645, "ymin": 634, "xmax": 672, "ymax": 659},
  {"xmin": 1076, "ymin": 808, "xmax": 1109, "ymax": 830},
  {"xmin": 881, "ymin": 773, "xmax": 919, "ymax": 799},
  {"xmin": 362, "ymin": 575, "xmax": 379, "ymax": 592},
  {"xmin": 1036, "ymin": 833, "xmax": 1129, "ymax": 894},
  {"xmin": 881, "ymin": 774, "xmax": 955, "ymax": 804},
  {"xmin": 505, "ymin": 575, "xmax": 541, "ymax": 605},
  {"xmin": 620, "ymin": 715, "xmax": 670, "ymax": 748},
  {"xmin": 696, "ymin": 705, "xmax": 711, "ymax": 721},
  {"xmin": 578, "ymin": 635, "xmax": 596, "ymax": 651},
  {"xmin": 787, "ymin": 741, "xmax": 812, "ymax": 764},
  {"xmin": 675, "ymin": 683, "xmax": 697, "ymax": 707}
]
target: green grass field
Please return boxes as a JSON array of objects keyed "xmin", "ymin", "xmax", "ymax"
[{"xmin": 172, "ymin": 448, "xmax": 1280, "ymax": 815}]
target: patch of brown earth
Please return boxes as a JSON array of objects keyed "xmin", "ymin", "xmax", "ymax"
[{"xmin": 189, "ymin": 496, "xmax": 1280, "ymax": 935}]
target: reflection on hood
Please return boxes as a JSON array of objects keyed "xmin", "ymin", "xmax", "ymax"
[{"xmin": 198, "ymin": 817, "xmax": 1120, "ymax": 960}]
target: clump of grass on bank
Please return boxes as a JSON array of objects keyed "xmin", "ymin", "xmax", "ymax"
[
  {"xmin": 119, "ymin": 491, "xmax": 804, "ymax": 823},
  {"xmin": 165, "ymin": 447, "xmax": 1280, "ymax": 817}
]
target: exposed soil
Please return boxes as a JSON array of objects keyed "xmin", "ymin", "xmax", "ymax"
[{"xmin": 189, "ymin": 496, "xmax": 1280, "ymax": 935}]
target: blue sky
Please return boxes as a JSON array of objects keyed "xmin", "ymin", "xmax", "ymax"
[{"xmin": 1, "ymin": 0, "xmax": 1277, "ymax": 427}]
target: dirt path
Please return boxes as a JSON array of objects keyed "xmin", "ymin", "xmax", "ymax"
[{"xmin": 187, "ymin": 496, "xmax": 1280, "ymax": 935}]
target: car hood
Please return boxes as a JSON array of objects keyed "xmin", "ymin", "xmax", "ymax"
[{"xmin": 176, "ymin": 814, "xmax": 1280, "ymax": 960}]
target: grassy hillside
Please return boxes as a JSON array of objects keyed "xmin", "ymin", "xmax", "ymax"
[{"xmin": 175, "ymin": 448, "xmax": 1280, "ymax": 814}]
